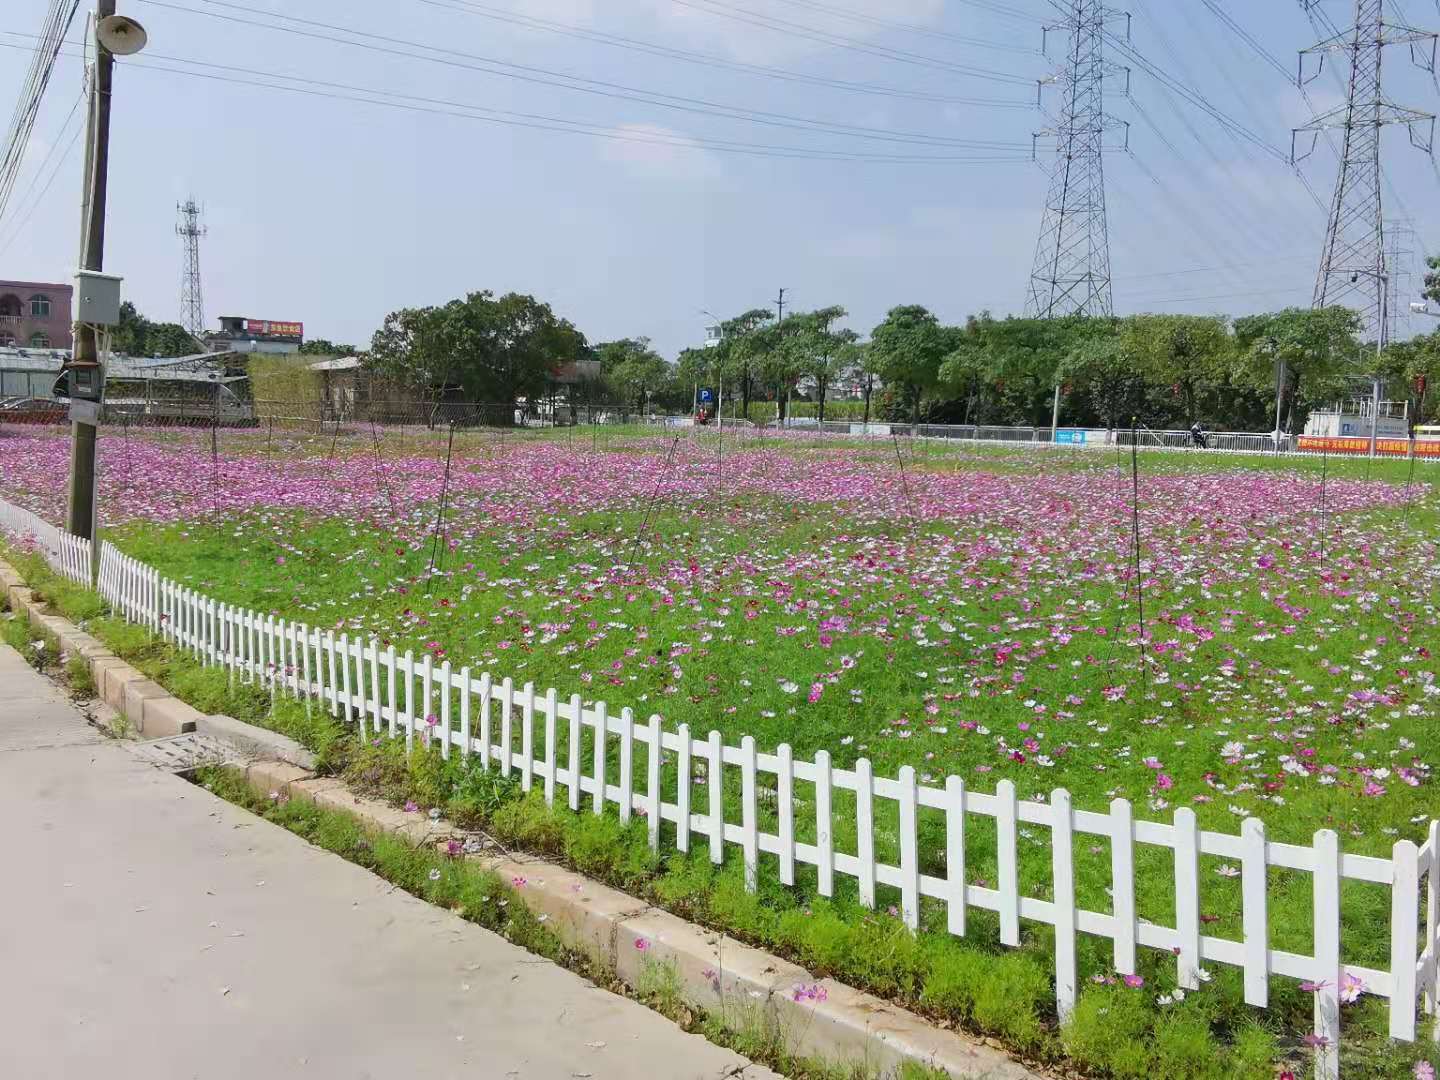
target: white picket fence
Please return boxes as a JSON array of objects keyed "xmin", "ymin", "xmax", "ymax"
[{"xmin": 2, "ymin": 495, "xmax": 1438, "ymax": 1076}]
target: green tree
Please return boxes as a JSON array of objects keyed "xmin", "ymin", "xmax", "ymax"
[
  {"xmin": 1123, "ymin": 314, "xmax": 1231, "ymax": 426},
  {"xmin": 298, "ymin": 338, "xmax": 356, "ymax": 356},
  {"xmin": 1057, "ymin": 334, "xmax": 1142, "ymax": 433},
  {"xmin": 1378, "ymin": 329, "xmax": 1440, "ymax": 427},
  {"xmin": 1233, "ymin": 307, "xmax": 1362, "ymax": 434},
  {"xmin": 111, "ymin": 301, "xmax": 198, "ymax": 358},
  {"xmin": 711, "ymin": 308, "xmax": 773, "ymax": 420},
  {"xmin": 366, "ymin": 291, "xmax": 586, "ymax": 412},
  {"xmin": 603, "ymin": 338, "xmax": 670, "ymax": 412},
  {"xmin": 779, "ymin": 305, "xmax": 852, "ymax": 423},
  {"xmin": 869, "ymin": 305, "xmax": 955, "ymax": 424}
]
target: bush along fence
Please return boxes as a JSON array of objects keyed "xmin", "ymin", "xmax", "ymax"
[{"xmin": 2, "ymin": 494, "xmax": 1437, "ymax": 1078}]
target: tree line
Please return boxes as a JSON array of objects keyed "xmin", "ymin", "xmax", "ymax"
[{"xmin": 360, "ymin": 290, "xmax": 1440, "ymax": 432}]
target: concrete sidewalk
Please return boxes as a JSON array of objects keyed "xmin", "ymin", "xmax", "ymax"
[{"xmin": 0, "ymin": 643, "xmax": 775, "ymax": 1080}]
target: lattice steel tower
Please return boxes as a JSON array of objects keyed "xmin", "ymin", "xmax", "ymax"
[
  {"xmin": 1294, "ymin": 0, "xmax": 1436, "ymax": 346},
  {"xmin": 1025, "ymin": 0, "xmax": 1128, "ymax": 319},
  {"xmin": 176, "ymin": 198, "xmax": 207, "ymax": 338}
]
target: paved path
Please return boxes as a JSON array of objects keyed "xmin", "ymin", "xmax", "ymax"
[{"xmin": 0, "ymin": 643, "xmax": 775, "ymax": 1080}]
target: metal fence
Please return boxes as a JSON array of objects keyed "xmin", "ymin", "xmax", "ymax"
[{"xmin": 2, "ymin": 492, "xmax": 1437, "ymax": 1078}]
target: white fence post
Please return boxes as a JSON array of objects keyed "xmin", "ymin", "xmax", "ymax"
[
  {"xmin": 675, "ymin": 723, "xmax": 692, "ymax": 854},
  {"xmin": 566, "ymin": 692, "xmax": 581, "ymax": 811},
  {"xmin": 855, "ymin": 757, "xmax": 875, "ymax": 910},
  {"xmin": 996, "ymin": 779, "xmax": 1020, "ymax": 946},
  {"xmin": 520, "ymin": 682, "xmax": 535, "ymax": 791},
  {"xmin": 707, "ymin": 729, "xmax": 723, "ymax": 865},
  {"xmin": 1392, "ymin": 839, "xmax": 1420, "ymax": 1040},
  {"xmin": 815, "ymin": 749, "xmax": 834, "ymax": 898},
  {"xmin": 945, "ymin": 775, "xmax": 966, "ymax": 936},
  {"xmin": 1241, "ymin": 817, "xmax": 1269, "ymax": 1007},
  {"xmin": 543, "ymin": 687, "xmax": 558, "ymax": 805},
  {"xmin": 1110, "ymin": 797, "xmax": 1137, "ymax": 975},
  {"xmin": 592, "ymin": 701, "xmax": 607, "ymax": 815},
  {"xmin": 646, "ymin": 714, "xmax": 661, "ymax": 852},
  {"xmin": 1051, "ymin": 788, "xmax": 1077, "ymax": 1022},
  {"xmin": 1313, "ymin": 829, "xmax": 1342, "ymax": 1080},
  {"xmin": 777, "ymin": 743, "xmax": 795, "ymax": 887},
  {"xmin": 1174, "ymin": 808, "xmax": 1202, "ymax": 990},
  {"xmin": 618, "ymin": 706, "xmax": 634, "ymax": 823},
  {"xmin": 741, "ymin": 735, "xmax": 758, "ymax": 892}
]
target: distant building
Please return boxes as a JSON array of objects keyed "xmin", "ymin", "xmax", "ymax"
[
  {"xmin": 703, "ymin": 324, "xmax": 723, "ymax": 348},
  {"xmin": 0, "ymin": 279, "xmax": 73, "ymax": 350},
  {"xmin": 206, "ymin": 315, "xmax": 304, "ymax": 354}
]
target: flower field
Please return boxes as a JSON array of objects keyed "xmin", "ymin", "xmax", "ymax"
[
  {"xmin": 2, "ymin": 426, "xmax": 1437, "ymax": 855},
  {"xmin": 6, "ymin": 423, "xmax": 1440, "ymax": 1075}
]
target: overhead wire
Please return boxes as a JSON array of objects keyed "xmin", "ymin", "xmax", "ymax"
[
  {"xmin": 134, "ymin": 0, "xmax": 1035, "ymax": 150},
  {"xmin": 0, "ymin": 38, "xmax": 1035, "ymax": 166},
  {"xmin": 0, "ymin": 0, "xmax": 81, "ymax": 224},
  {"xmin": 759, "ymin": 0, "xmax": 1041, "ymax": 48},
  {"xmin": 667, "ymin": 0, "xmax": 1039, "ymax": 84},
  {"xmin": 411, "ymin": 0, "xmax": 1036, "ymax": 108},
  {"xmin": 0, "ymin": 86, "xmax": 85, "ymax": 255}
]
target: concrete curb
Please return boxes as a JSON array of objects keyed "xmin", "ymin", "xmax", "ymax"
[
  {"xmin": 232, "ymin": 761, "xmax": 1037, "ymax": 1080},
  {"xmin": 0, "ymin": 556, "xmax": 313, "ymax": 767}
]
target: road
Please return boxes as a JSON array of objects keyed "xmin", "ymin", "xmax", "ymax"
[{"xmin": 0, "ymin": 642, "xmax": 774, "ymax": 1080}]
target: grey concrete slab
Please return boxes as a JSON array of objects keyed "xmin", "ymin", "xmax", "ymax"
[
  {"xmin": 0, "ymin": 644, "xmax": 775, "ymax": 1080},
  {"xmin": 0, "ymin": 642, "xmax": 100, "ymax": 751}
]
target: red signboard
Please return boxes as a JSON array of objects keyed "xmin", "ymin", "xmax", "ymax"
[{"xmin": 244, "ymin": 319, "xmax": 303, "ymax": 338}]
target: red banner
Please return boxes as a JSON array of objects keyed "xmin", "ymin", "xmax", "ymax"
[
  {"xmin": 244, "ymin": 319, "xmax": 303, "ymax": 338},
  {"xmin": 1298, "ymin": 436, "xmax": 1440, "ymax": 457}
]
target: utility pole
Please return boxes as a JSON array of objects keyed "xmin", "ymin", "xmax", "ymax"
[
  {"xmin": 65, "ymin": 0, "xmax": 118, "ymax": 542},
  {"xmin": 1293, "ymin": 0, "xmax": 1436, "ymax": 347},
  {"xmin": 775, "ymin": 288, "xmax": 787, "ymax": 322}
]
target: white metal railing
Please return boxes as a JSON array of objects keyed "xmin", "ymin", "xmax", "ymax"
[{"xmin": 2, "ymin": 495, "xmax": 1437, "ymax": 1076}]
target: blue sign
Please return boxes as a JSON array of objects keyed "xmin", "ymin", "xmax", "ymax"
[
  {"xmin": 698, "ymin": 388, "xmax": 715, "ymax": 403},
  {"xmin": 1055, "ymin": 429, "xmax": 1087, "ymax": 445}
]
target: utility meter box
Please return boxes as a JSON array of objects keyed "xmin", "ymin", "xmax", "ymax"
[{"xmin": 74, "ymin": 270, "xmax": 124, "ymax": 326}]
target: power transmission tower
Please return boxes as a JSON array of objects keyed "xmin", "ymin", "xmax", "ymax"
[
  {"xmin": 1293, "ymin": 0, "xmax": 1436, "ymax": 346},
  {"xmin": 176, "ymin": 197, "xmax": 207, "ymax": 339},
  {"xmin": 1024, "ymin": 0, "xmax": 1130, "ymax": 320},
  {"xmin": 1383, "ymin": 217, "xmax": 1415, "ymax": 342}
]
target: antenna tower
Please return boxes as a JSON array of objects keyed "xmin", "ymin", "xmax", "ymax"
[
  {"xmin": 176, "ymin": 197, "xmax": 207, "ymax": 338},
  {"xmin": 1025, "ymin": 0, "xmax": 1130, "ymax": 319},
  {"xmin": 1293, "ymin": 0, "xmax": 1436, "ymax": 346}
]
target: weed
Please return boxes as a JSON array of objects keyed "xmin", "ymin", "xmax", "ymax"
[{"xmin": 65, "ymin": 653, "xmax": 96, "ymax": 697}]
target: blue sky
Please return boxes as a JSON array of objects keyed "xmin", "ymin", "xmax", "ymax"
[{"xmin": 2, "ymin": 0, "xmax": 1437, "ymax": 357}]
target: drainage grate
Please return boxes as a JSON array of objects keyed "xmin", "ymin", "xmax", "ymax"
[{"xmin": 124, "ymin": 733, "xmax": 237, "ymax": 773}]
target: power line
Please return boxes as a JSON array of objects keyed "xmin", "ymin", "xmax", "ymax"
[
  {"xmin": 135, "ymin": 0, "xmax": 1035, "ymax": 150},
  {"xmin": 0, "ymin": 96, "xmax": 83, "ymax": 256},
  {"xmin": 0, "ymin": 39, "xmax": 1036, "ymax": 166},
  {"xmin": 1198, "ymin": 0, "xmax": 1292, "ymax": 82},
  {"xmin": 0, "ymin": 0, "xmax": 81, "ymax": 224},
  {"xmin": 413, "ymin": 0, "xmax": 1036, "ymax": 108},
  {"xmin": 760, "ymin": 0, "xmax": 1041, "ymax": 47},
  {"xmin": 667, "ymin": 0, "xmax": 1039, "ymax": 84}
]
